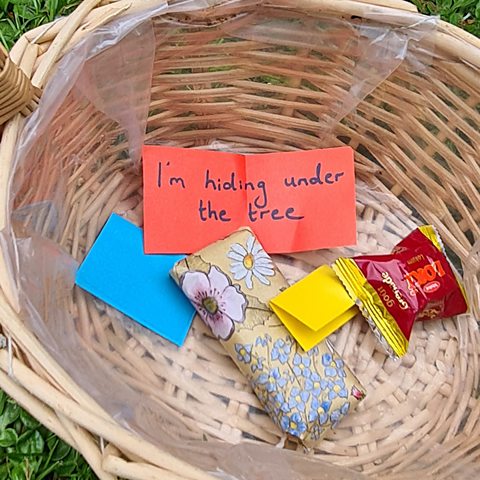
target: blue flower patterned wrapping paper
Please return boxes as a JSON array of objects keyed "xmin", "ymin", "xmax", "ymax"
[{"xmin": 171, "ymin": 227, "xmax": 366, "ymax": 447}]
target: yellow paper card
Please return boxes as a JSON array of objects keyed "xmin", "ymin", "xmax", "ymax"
[{"xmin": 270, "ymin": 265, "xmax": 357, "ymax": 351}]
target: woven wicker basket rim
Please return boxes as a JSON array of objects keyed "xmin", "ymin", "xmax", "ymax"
[{"xmin": 0, "ymin": 2, "xmax": 479, "ymax": 480}]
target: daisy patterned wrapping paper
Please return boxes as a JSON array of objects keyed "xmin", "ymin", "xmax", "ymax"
[{"xmin": 171, "ymin": 227, "xmax": 366, "ymax": 446}]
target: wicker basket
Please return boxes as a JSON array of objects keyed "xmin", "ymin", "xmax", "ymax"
[
  {"xmin": 0, "ymin": 1, "xmax": 479, "ymax": 479},
  {"xmin": 0, "ymin": 43, "xmax": 40, "ymax": 127}
]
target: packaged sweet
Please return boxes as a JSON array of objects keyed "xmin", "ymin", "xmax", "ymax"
[
  {"xmin": 171, "ymin": 227, "xmax": 366, "ymax": 446},
  {"xmin": 333, "ymin": 225, "xmax": 468, "ymax": 358}
]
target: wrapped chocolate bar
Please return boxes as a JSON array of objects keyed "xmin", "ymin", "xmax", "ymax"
[
  {"xmin": 171, "ymin": 227, "xmax": 365, "ymax": 446},
  {"xmin": 333, "ymin": 225, "xmax": 469, "ymax": 358}
]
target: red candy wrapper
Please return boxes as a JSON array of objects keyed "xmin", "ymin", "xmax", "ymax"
[{"xmin": 333, "ymin": 226, "xmax": 468, "ymax": 358}]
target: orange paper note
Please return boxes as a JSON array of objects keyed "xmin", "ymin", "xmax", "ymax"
[{"xmin": 143, "ymin": 146, "xmax": 356, "ymax": 254}]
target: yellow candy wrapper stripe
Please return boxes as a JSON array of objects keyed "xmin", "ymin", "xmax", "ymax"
[
  {"xmin": 419, "ymin": 225, "xmax": 443, "ymax": 252},
  {"xmin": 332, "ymin": 258, "xmax": 408, "ymax": 358}
]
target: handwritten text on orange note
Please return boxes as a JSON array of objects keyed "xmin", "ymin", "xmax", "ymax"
[{"xmin": 142, "ymin": 146, "xmax": 356, "ymax": 254}]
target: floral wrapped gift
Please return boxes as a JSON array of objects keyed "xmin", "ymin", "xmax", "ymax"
[{"xmin": 171, "ymin": 227, "xmax": 366, "ymax": 446}]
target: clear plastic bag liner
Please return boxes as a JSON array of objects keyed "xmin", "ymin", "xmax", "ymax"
[
  {"xmin": 12, "ymin": 7, "xmax": 162, "ymax": 176},
  {"xmin": 0, "ymin": 5, "xmax": 165, "ymax": 306},
  {"xmin": 73, "ymin": 22, "xmax": 156, "ymax": 166},
  {"xmin": 219, "ymin": 12, "xmax": 437, "ymax": 133},
  {"xmin": 3, "ymin": 1, "xmax": 479, "ymax": 479}
]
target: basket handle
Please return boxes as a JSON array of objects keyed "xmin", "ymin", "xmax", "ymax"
[{"xmin": 0, "ymin": 43, "xmax": 41, "ymax": 127}]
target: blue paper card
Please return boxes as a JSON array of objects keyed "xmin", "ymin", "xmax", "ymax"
[{"xmin": 75, "ymin": 214, "xmax": 195, "ymax": 346}]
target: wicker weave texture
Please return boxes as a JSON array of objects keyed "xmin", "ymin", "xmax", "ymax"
[
  {"xmin": 0, "ymin": 43, "xmax": 40, "ymax": 126},
  {"xmin": 0, "ymin": 1, "xmax": 479, "ymax": 480}
]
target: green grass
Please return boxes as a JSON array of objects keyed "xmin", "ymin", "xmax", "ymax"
[
  {"xmin": 412, "ymin": 0, "xmax": 480, "ymax": 36},
  {"xmin": 0, "ymin": 1, "xmax": 478, "ymax": 479},
  {"xmin": 0, "ymin": 0, "xmax": 81, "ymax": 49},
  {"xmin": 0, "ymin": 390, "xmax": 95, "ymax": 479}
]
